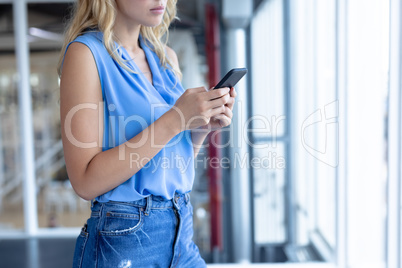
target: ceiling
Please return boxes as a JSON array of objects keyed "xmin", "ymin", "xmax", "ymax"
[{"xmin": 0, "ymin": 0, "xmax": 208, "ymax": 54}]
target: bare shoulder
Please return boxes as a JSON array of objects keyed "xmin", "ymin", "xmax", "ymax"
[
  {"xmin": 60, "ymin": 41, "xmax": 101, "ymax": 102},
  {"xmin": 165, "ymin": 45, "xmax": 179, "ymax": 69},
  {"xmin": 63, "ymin": 42, "xmax": 94, "ymax": 67},
  {"xmin": 61, "ymin": 42, "xmax": 97, "ymax": 81}
]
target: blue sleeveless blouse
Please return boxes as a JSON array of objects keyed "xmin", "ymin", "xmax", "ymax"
[{"xmin": 65, "ymin": 31, "xmax": 195, "ymax": 202}]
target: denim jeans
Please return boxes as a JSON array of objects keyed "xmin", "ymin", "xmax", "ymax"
[{"xmin": 72, "ymin": 192, "xmax": 206, "ymax": 268}]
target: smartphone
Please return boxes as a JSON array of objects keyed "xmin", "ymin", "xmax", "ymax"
[{"xmin": 213, "ymin": 68, "xmax": 248, "ymax": 89}]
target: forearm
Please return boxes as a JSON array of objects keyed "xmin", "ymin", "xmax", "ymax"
[
  {"xmin": 75, "ymin": 110, "xmax": 181, "ymax": 200},
  {"xmin": 191, "ymin": 128, "xmax": 210, "ymax": 158}
]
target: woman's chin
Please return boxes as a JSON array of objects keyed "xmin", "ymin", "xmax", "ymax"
[{"xmin": 141, "ymin": 18, "xmax": 164, "ymax": 28}]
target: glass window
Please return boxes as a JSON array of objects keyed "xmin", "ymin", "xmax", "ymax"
[
  {"xmin": 346, "ymin": 0, "xmax": 389, "ymax": 266},
  {"xmin": 250, "ymin": 0, "xmax": 287, "ymax": 247},
  {"xmin": 253, "ymin": 143, "xmax": 286, "ymax": 244},
  {"xmin": 0, "ymin": 53, "xmax": 22, "ymax": 231},
  {"xmin": 289, "ymin": 0, "xmax": 389, "ymax": 265},
  {"xmin": 251, "ymin": 0, "xmax": 285, "ymax": 139},
  {"xmin": 289, "ymin": 0, "xmax": 337, "ymax": 251},
  {"xmin": 314, "ymin": 0, "xmax": 337, "ymax": 248}
]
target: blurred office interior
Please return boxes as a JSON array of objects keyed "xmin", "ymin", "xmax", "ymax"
[{"xmin": 0, "ymin": 0, "xmax": 401, "ymax": 267}]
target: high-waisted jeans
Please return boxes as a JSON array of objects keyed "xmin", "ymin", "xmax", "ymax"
[{"xmin": 72, "ymin": 192, "xmax": 206, "ymax": 267}]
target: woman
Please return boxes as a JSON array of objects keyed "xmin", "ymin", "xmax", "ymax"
[{"xmin": 58, "ymin": 0, "xmax": 236, "ymax": 267}]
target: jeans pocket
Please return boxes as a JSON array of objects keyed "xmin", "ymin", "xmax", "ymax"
[
  {"xmin": 100, "ymin": 209, "xmax": 144, "ymax": 236},
  {"xmin": 72, "ymin": 225, "xmax": 89, "ymax": 268}
]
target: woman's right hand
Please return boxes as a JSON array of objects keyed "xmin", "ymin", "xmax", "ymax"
[{"xmin": 168, "ymin": 86, "xmax": 231, "ymax": 132}]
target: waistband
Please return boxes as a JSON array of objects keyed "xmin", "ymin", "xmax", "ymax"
[{"xmin": 90, "ymin": 192, "xmax": 190, "ymax": 217}]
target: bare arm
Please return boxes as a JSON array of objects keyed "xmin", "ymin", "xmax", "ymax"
[{"xmin": 60, "ymin": 43, "xmax": 230, "ymax": 200}]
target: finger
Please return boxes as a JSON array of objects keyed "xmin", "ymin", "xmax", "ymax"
[
  {"xmin": 220, "ymin": 117, "xmax": 231, "ymax": 127},
  {"xmin": 205, "ymin": 93, "xmax": 230, "ymax": 110},
  {"xmin": 224, "ymin": 106, "xmax": 233, "ymax": 118},
  {"xmin": 210, "ymin": 104, "xmax": 233, "ymax": 119},
  {"xmin": 213, "ymin": 114, "xmax": 231, "ymax": 128},
  {"xmin": 230, "ymin": 87, "xmax": 237, "ymax": 98},
  {"xmin": 226, "ymin": 96, "xmax": 235, "ymax": 110},
  {"xmin": 205, "ymin": 87, "xmax": 230, "ymax": 100},
  {"xmin": 220, "ymin": 105, "xmax": 233, "ymax": 119},
  {"xmin": 213, "ymin": 105, "xmax": 233, "ymax": 117},
  {"xmin": 208, "ymin": 104, "xmax": 227, "ymax": 118}
]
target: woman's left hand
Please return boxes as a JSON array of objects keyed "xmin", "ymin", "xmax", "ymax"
[{"xmin": 200, "ymin": 87, "xmax": 237, "ymax": 132}]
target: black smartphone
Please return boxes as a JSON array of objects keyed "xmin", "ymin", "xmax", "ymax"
[{"xmin": 213, "ymin": 68, "xmax": 248, "ymax": 89}]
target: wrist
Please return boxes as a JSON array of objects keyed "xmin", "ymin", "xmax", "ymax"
[{"xmin": 163, "ymin": 108, "xmax": 184, "ymax": 136}]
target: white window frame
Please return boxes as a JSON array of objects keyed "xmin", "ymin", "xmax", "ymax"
[{"xmin": 387, "ymin": 0, "xmax": 402, "ymax": 267}]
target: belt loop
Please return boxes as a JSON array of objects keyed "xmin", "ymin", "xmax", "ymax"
[{"xmin": 144, "ymin": 195, "xmax": 152, "ymax": 216}]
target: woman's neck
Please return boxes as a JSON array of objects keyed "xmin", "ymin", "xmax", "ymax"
[{"xmin": 113, "ymin": 19, "xmax": 142, "ymax": 53}]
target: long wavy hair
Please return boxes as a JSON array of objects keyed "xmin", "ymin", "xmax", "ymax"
[{"xmin": 57, "ymin": 0, "xmax": 180, "ymax": 78}]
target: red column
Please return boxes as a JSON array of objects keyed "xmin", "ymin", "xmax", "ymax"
[{"xmin": 205, "ymin": 3, "xmax": 223, "ymax": 252}]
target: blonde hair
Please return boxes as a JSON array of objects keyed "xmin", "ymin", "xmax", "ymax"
[{"xmin": 57, "ymin": 0, "xmax": 180, "ymax": 78}]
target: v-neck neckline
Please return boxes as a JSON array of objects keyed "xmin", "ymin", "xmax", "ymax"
[
  {"xmin": 137, "ymin": 36, "xmax": 154, "ymax": 87},
  {"xmin": 119, "ymin": 35, "xmax": 156, "ymax": 88}
]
